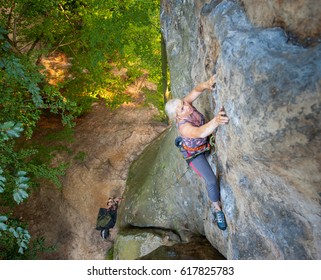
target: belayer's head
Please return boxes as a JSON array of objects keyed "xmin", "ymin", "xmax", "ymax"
[{"xmin": 165, "ymin": 99, "xmax": 193, "ymax": 121}]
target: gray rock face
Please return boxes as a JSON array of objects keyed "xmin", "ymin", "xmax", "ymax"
[
  {"xmin": 116, "ymin": 0, "xmax": 321, "ymax": 259},
  {"xmin": 241, "ymin": 0, "xmax": 321, "ymax": 42}
]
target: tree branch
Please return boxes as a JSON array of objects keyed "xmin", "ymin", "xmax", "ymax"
[
  {"xmin": 58, "ymin": 3, "xmax": 74, "ymax": 27},
  {"xmin": 4, "ymin": 34, "xmax": 21, "ymax": 55},
  {"xmin": 12, "ymin": 19, "xmax": 17, "ymax": 47},
  {"xmin": 27, "ymin": 35, "xmax": 42, "ymax": 55},
  {"xmin": 50, "ymin": 38, "xmax": 78, "ymax": 55},
  {"xmin": 6, "ymin": 0, "xmax": 16, "ymax": 30}
]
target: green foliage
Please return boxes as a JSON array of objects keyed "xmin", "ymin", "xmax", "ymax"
[
  {"xmin": 0, "ymin": 220, "xmax": 30, "ymax": 259},
  {"xmin": 0, "ymin": 216, "xmax": 8, "ymax": 231},
  {"xmin": 0, "ymin": 30, "xmax": 77, "ymax": 138},
  {"xmin": 1, "ymin": 0, "xmax": 163, "ymax": 113},
  {"xmin": 0, "ymin": 233, "xmax": 56, "ymax": 260},
  {"xmin": 23, "ymin": 236, "xmax": 56, "ymax": 260},
  {"xmin": 0, "ymin": 0, "xmax": 164, "ymax": 259},
  {"xmin": 0, "ymin": 21, "xmax": 76, "ymax": 256},
  {"xmin": 0, "ymin": 122, "xmax": 31, "ymax": 255},
  {"xmin": 0, "ymin": 169, "xmax": 6, "ymax": 193},
  {"xmin": 61, "ymin": 0, "xmax": 162, "ymax": 111},
  {"xmin": 0, "ymin": 121, "xmax": 69, "ymax": 258},
  {"xmin": 0, "ymin": 122, "xmax": 24, "ymax": 141},
  {"xmin": 0, "ymin": 120, "xmax": 69, "ymax": 257},
  {"xmin": 8, "ymin": 226, "xmax": 31, "ymax": 254},
  {"xmin": 74, "ymin": 151, "xmax": 87, "ymax": 162},
  {"xmin": 43, "ymin": 125, "xmax": 74, "ymax": 143},
  {"xmin": 13, "ymin": 171, "xmax": 30, "ymax": 204},
  {"xmin": 0, "ymin": 216, "xmax": 51, "ymax": 259},
  {"xmin": 106, "ymin": 246, "xmax": 114, "ymax": 260}
]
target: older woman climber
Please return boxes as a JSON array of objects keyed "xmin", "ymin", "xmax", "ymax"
[{"xmin": 165, "ymin": 75, "xmax": 229, "ymax": 230}]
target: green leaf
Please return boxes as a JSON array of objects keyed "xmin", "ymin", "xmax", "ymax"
[
  {"xmin": 1, "ymin": 41, "xmax": 11, "ymax": 52},
  {"xmin": 0, "ymin": 121, "xmax": 15, "ymax": 130},
  {"xmin": 0, "ymin": 133, "xmax": 9, "ymax": 141},
  {"xmin": 17, "ymin": 175, "xmax": 30, "ymax": 183},
  {"xmin": 15, "ymin": 171, "xmax": 30, "ymax": 197},
  {"xmin": 18, "ymin": 189, "xmax": 28, "ymax": 199},
  {"xmin": 0, "ymin": 122, "xmax": 24, "ymax": 139},
  {"xmin": 0, "ymin": 222, "xmax": 8, "ymax": 231},
  {"xmin": 17, "ymin": 171, "xmax": 27, "ymax": 177},
  {"xmin": 0, "ymin": 171, "xmax": 6, "ymax": 192},
  {"xmin": 29, "ymin": 84, "xmax": 44, "ymax": 107},
  {"xmin": 21, "ymin": 242, "xmax": 28, "ymax": 249},
  {"xmin": 0, "ymin": 27, "xmax": 8, "ymax": 35},
  {"xmin": 16, "ymin": 176, "xmax": 30, "ymax": 184},
  {"xmin": 13, "ymin": 192, "xmax": 22, "ymax": 204},
  {"xmin": 0, "ymin": 216, "xmax": 8, "ymax": 222},
  {"xmin": 6, "ymin": 129, "xmax": 20, "ymax": 138},
  {"xmin": 13, "ymin": 123, "xmax": 24, "ymax": 132},
  {"xmin": 17, "ymin": 183, "xmax": 28, "ymax": 190},
  {"xmin": 16, "ymin": 227, "xmax": 24, "ymax": 234},
  {"xmin": 9, "ymin": 227, "xmax": 19, "ymax": 238}
]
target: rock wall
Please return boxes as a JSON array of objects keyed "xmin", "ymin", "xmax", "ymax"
[
  {"xmin": 115, "ymin": 0, "xmax": 321, "ymax": 259},
  {"xmin": 241, "ymin": 0, "xmax": 321, "ymax": 43}
]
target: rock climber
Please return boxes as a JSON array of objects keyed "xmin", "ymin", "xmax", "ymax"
[{"xmin": 165, "ymin": 75, "xmax": 229, "ymax": 230}]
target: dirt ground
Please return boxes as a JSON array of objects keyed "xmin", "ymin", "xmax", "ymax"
[{"xmin": 16, "ymin": 97, "xmax": 167, "ymax": 259}]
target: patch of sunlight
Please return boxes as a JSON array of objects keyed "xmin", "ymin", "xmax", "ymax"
[
  {"xmin": 39, "ymin": 53, "xmax": 71, "ymax": 86},
  {"xmin": 121, "ymin": 102, "xmax": 138, "ymax": 108},
  {"xmin": 96, "ymin": 89, "xmax": 115, "ymax": 100}
]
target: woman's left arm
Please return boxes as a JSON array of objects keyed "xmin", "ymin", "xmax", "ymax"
[
  {"xmin": 179, "ymin": 108, "xmax": 229, "ymax": 138},
  {"xmin": 183, "ymin": 75, "xmax": 216, "ymax": 104}
]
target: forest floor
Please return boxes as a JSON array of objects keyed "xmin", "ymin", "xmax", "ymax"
[{"xmin": 15, "ymin": 57, "xmax": 167, "ymax": 259}]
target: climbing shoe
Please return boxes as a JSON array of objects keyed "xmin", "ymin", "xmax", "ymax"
[{"xmin": 215, "ymin": 211, "xmax": 227, "ymax": 231}]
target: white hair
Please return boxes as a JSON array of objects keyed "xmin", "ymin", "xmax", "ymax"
[{"xmin": 165, "ymin": 99, "xmax": 181, "ymax": 121}]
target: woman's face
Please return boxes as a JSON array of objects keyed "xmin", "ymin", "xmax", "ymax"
[{"xmin": 176, "ymin": 100, "xmax": 193, "ymax": 119}]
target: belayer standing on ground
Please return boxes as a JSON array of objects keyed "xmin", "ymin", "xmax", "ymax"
[
  {"xmin": 96, "ymin": 197, "xmax": 122, "ymax": 239},
  {"xmin": 165, "ymin": 75, "xmax": 229, "ymax": 230}
]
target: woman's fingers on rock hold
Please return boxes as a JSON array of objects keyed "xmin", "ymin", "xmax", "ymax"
[
  {"xmin": 207, "ymin": 75, "xmax": 216, "ymax": 88},
  {"xmin": 217, "ymin": 111, "xmax": 229, "ymax": 124}
]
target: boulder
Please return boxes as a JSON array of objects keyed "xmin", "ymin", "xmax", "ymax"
[{"xmin": 116, "ymin": 0, "xmax": 321, "ymax": 259}]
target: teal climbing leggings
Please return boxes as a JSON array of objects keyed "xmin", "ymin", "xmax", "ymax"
[{"xmin": 189, "ymin": 153, "xmax": 220, "ymax": 202}]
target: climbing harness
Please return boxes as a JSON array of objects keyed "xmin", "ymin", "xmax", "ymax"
[
  {"xmin": 175, "ymin": 134, "xmax": 216, "ymax": 162},
  {"xmin": 183, "ymin": 142, "xmax": 209, "ymax": 153},
  {"xmin": 170, "ymin": 134, "xmax": 218, "ymax": 190}
]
